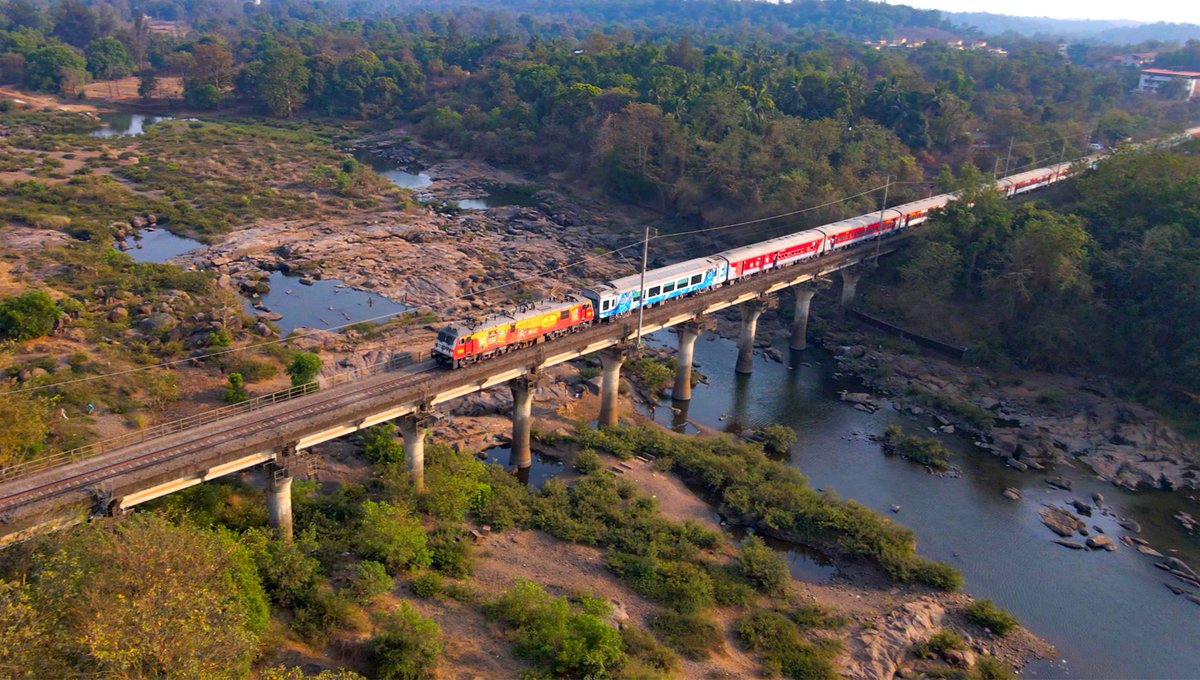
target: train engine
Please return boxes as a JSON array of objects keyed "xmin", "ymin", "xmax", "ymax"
[{"xmin": 433, "ymin": 295, "xmax": 595, "ymax": 368}]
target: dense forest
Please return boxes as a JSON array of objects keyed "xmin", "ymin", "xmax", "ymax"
[{"xmin": 1, "ymin": 0, "xmax": 1196, "ymax": 226}]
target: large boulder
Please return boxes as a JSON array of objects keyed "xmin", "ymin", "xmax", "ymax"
[
  {"xmin": 845, "ymin": 600, "xmax": 946, "ymax": 680},
  {"xmin": 1040, "ymin": 506, "xmax": 1085, "ymax": 537}
]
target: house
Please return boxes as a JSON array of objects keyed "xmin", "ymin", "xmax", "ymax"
[
  {"xmin": 1112, "ymin": 52, "xmax": 1157, "ymax": 67},
  {"xmin": 1137, "ymin": 68, "xmax": 1200, "ymax": 99}
]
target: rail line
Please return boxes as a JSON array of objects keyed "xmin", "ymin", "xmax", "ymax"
[{"xmin": 0, "ymin": 238, "xmax": 898, "ymax": 517}]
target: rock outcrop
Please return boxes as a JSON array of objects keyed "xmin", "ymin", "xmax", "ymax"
[{"xmin": 845, "ymin": 600, "xmax": 945, "ymax": 680}]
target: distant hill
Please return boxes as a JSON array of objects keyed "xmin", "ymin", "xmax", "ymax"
[{"xmin": 947, "ymin": 11, "xmax": 1200, "ymax": 44}]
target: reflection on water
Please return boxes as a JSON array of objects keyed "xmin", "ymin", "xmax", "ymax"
[
  {"xmin": 642, "ymin": 330, "xmax": 1200, "ymax": 680},
  {"xmin": 115, "ymin": 229, "xmax": 203, "ymax": 263},
  {"xmin": 247, "ymin": 272, "xmax": 408, "ymax": 336},
  {"xmin": 91, "ymin": 112, "xmax": 171, "ymax": 137},
  {"xmin": 481, "ymin": 446, "xmax": 563, "ymax": 487}
]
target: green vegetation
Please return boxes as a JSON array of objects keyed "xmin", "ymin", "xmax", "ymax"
[
  {"xmin": 485, "ymin": 579, "xmax": 626, "ymax": 677},
  {"xmin": 882, "ymin": 424, "xmax": 952, "ymax": 472},
  {"xmin": 912, "ymin": 627, "xmax": 966, "ymax": 659},
  {"xmin": 362, "ymin": 423, "xmax": 405, "ymax": 465},
  {"xmin": 0, "ymin": 391, "xmax": 51, "ymax": 466},
  {"xmin": 754, "ymin": 424, "xmax": 798, "ymax": 456},
  {"xmin": 0, "ymin": 515, "xmax": 267, "ymax": 678},
  {"xmin": 649, "ymin": 610, "xmax": 724, "ymax": 661},
  {"xmin": 224, "ymin": 372, "xmax": 249, "ymax": 404},
  {"xmin": 626, "ymin": 355, "xmax": 676, "ymax": 396},
  {"xmin": 577, "ymin": 424, "xmax": 962, "ymax": 590},
  {"xmin": 736, "ymin": 535, "xmax": 790, "ymax": 594},
  {"xmin": 369, "ymin": 602, "xmax": 443, "ymax": 680},
  {"xmin": 735, "ymin": 609, "xmax": 840, "ymax": 679},
  {"xmin": 0, "ymin": 290, "xmax": 60, "ymax": 341},
  {"xmin": 965, "ymin": 599, "xmax": 1020, "ymax": 636},
  {"xmin": 287, "ymin": 351, "xmax": 323, "ymax": 387}
]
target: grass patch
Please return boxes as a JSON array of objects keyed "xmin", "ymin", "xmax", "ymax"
[{"xmin": 882, "ymin": 424, "xmax": 952, "ymax": 472}]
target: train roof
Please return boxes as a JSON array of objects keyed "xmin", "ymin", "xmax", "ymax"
[
  {"xmin": 718, "ymin": 228, "xmax": 825, "ymax": 261},
  {"xmin": 441, "ymin": 295, "xmax": 584, "ymax": 336},
  {"xmin": 604, "ymin": 256, "xmax": 723, "ymax": 293},
  {"xmin": 892, "ymin": 194, "xmax": 955, "ymax": 215},
  {"xmin": 999, "ymin": 161, "xmax": 1071, "ymax": 186}
]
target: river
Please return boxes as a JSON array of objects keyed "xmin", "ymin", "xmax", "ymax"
[
  {"xmin": 642, "ymin": 330, "xmax": 1200, "ymax": 679},
  {"xmin": 90, "ymin": 112, "xmax": 172, "ymax": 137}
]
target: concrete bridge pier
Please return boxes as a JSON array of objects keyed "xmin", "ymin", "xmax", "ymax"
[
  {"xmin": 790, "ymin": 286, "xmax": 817, "ymax": 351},
  {"xmin": 267, "ymin": 467, "xmax": 293, "ymax": 542},
  {"xmin": 672, "ymin": 322, "xmax": 703, "ymax": 401},
  {"xmin": 399, "ymin": 414, "xmax": 429, "ymax": 492},
  {"xmin": 736, "ymin": 301, "xmax": 765, "ymax": 375},
  {"xmin": 598, "ymin": 347, "xmax": 626, "ymax": 428},
  {"xmin": 840, "ymin": 268, "xmax": 861, "ymax": 307},
  {"xmin": 510, "ymin": 376, "xmax": 535, "ymax": 470}
]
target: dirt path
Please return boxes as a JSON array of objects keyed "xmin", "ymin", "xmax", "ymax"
[{"xmin": 0, "ymin": 86, "xmax": 100, "ymax": 112}]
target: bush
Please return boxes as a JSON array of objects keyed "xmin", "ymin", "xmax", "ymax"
[
  {"xmin": 756, "ymin": 424, "xmax": 797, "ymax": 456},
  {"xmin": 348, "ymin": 560, "xmax": 393, "ymax": 603},
  {"xmin": 370, "ymin": 602, "xmax": 443, "ymax": 680},
  {"xmin": 789, "ymin": 603, "xmax": 849, "ymax": 631},
  {"xmin": 291, "ymin": 589, "xmax": 355, "ymax": 646},
  {"xmin": 229, "ymin": 357, "xmax": 277, "ymax": 383},
  {"xmin": 575, "ymin": 449, "xmax": 603, "ymax": 474},
  {"xmin": 975, "ymin": 656, "xmax": 1019, "ymax": 680},
  {"xmin": 736, "ymin": 609, "xmax": 798, "ymax": 652},
  {"xmin": 410, "ymin": 571, "xmax": 443, "ymax": 598},
  {"xmin": 362, "ymin": 423, "xmax": 405, "ymax": 465},
  {"xmin": 912, "ymin": 628, "xmax": 964, "ymax": 659},
  {"xmin": 484, "ymin": 579, "xmax": 626, "ymax": 677},
  {"xmin": 427, "ymin": 526, "xmax": 474, "ymax": 578},
  {"xmin": 913, "ymin": 559, "xmax": 964, "ymax": 592},
  {"xmin": 882, "ymin": 425, "xmax": 952, "ymax": 471},
  {"xmin": 649, "ymin": 611, "xmax": 723, "ymax": 661},
  {"xmin": 965, "ymin": 599, "xmax": 1019, "ymax": 636},
  {"xmin": 224, "ymin": 373, "xmax": 249, "ymax": 404},
  {"xmin": 356, "ymin": 501, "xmax": 431, "ymax": 573},
  {"xmin": 287, "ymin": 351, "xmax": 322, "ymax": 386},
  {"xmin": 737, "ymin": 535, "xmax": 790, "ymax": 594},
  {"xmin": 620, "ymin": 626, "xmax": 680, "ymax": 675},
  {"xmin": 707, "ymin": 563, "xmax": 758, "ymax": 607},
  {"xmin": 0, "ymin": 290, "xmax": 60, "ymax": 341}
]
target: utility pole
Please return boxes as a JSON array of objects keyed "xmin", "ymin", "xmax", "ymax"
[
  {"xmin": 635, "ymin": 224, "xmax": 652, "ymax": 354},
  {"xmin": 874, "ymin": 176, "xmax": 889, "ymax": 264},
  {"xmin": 1058, "ymin": 137, "xmax": 1068, "ymax": 168},
  {"xmin": 1003, "ymin": 136, "xmax": 1014, "ymax": 177}
]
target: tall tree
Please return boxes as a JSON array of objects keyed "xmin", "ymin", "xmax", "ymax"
[
  {"xmin": 84, "ymin": 36, "xmax": 132, "ymax": 81},
  {"xmin": 241, "ymin": 46, "xmax": 309, "ymax": 117}
]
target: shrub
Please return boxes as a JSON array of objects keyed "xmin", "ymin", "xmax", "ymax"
[
  {"xmin": 287, "ymin": 351, "xmax": 322, "ymax": 386},
  {"xmin": 789, "ymin": 603, "xmax": 849, "ymax": 631},
  {"xmin": 410, "ymin": 571, "xmax": 443, "ymax": 598},
  {"xmin": 882, "ymin": 425, "xmax": 952, "ymax": 471},
  {"xmin": 620, "ymin": 626, "xmax": 679, "ymax": 675},
  {"xmin": 224, "ymin": 373, "xmax": 249, "ymax": 404},
  {"xmin": 965, "ymin": 599, "xmax": 1019, "ymax": 636},
  {"xmin": 0, "ymin": 290, "xmax": 60, "ymax": 341},
  {"xmin": 975, "ymin": 656, "xmax": 1019, "ymax": 680},
  {"xmin": 912, "ymin": 628, "xmax": 964, "ymax": 660},
  {"xmin": 575, "ymin": 449, "xmax": 603, "ymax": 474},
  {"xmin": 913, "ymin": 559, "xmax": 964, "ymax": 592},
  {"xmin": 362, "ymin": 423, "xmax": 405, "ymax": 465},
  {"xmin": 348, "ymin": 560, "xmax": 393, "ymax": 603},
  {"xmin": 707, "ymin": 563, "xmax": 758, "ymax": 607},
  {"xmin": 291, "ymin": 589, "xmax": 355, "ymax": 646},
  {"xmin": 649, "ymin": 611, "xmax": 723, "ymax": 660},
  {"xmin": 229, "ymin": 357, "xmax": 277, "ymax": 383},
  {"xmin": 356, "ymin": 501, "xmax": 431, "ymax": 573},
  {"xmin": 756, "ymin": 424, "xmax": 797, "ymax": 456},
  {"xmin": 485, "ymin": 579, "xmax": 626, "ymax": 677},
  {"xmin": 736, "ymin": 609, "xmax": 798, "ymax": 652},
  {"xmin": 737, "ymin": 535, "xmax": 790, "ymax": 594},
  {"xmin": 427, "ymin": 526, "xmax": 474, "ymax": 578},
  {"xmin": 370, "ymin": 602, "xmax": 443, "ymax": 680}
]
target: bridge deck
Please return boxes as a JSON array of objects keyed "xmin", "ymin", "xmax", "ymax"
[{"xmin": 0, "ymin": 237, "xmax": 905, "ymax": 538}]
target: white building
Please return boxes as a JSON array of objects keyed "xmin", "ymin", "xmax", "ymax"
[{"xmin": 1137, "ymin": 68, "xmax": 1200, "ymax": 99}]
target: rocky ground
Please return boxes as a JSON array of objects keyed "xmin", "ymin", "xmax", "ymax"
[{"xmin": 815, "ymin": 320, "xmax": 1200, "ymax": 493}]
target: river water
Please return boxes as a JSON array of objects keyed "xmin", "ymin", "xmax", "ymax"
[
  {"xmin": 90, "ymin": 112, "xmax": 172, "ymax": 137},
  {"xmin": 643, "ymin": 330, "xmax": 1200, "ymax": 679}
]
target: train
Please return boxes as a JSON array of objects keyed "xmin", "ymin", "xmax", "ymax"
[{"xmin": 430, "ymin": 139, "xmax": 1190, "ymax": 368}]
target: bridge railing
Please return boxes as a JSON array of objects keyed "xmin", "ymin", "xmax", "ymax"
[{"xmin": 0, "ymin": 352, "xmax": 425, "ymax": 483}]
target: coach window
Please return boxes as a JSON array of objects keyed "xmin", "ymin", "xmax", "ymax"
[
  {"xmin": 690, "ymin": 274, "xmax": 702, "ymax": 285},
  {"xmin": 662, "ymin": 283, "xmax": 675, "ymax": 294},
  {"xmin": 648, "ymin": 286, "xmax": 661, "ymax": 297}
]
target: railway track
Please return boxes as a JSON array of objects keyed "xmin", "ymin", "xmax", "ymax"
[{"xmin": 0, "ymin": 239, "xmax": 899, "ymax": 519}]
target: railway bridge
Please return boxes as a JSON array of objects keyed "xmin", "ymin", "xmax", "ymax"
[{"xmin": 0, "ymin": 238, "xmax": 898, "ymax": 544}]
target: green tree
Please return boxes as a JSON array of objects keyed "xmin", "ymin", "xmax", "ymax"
[
  {"xmin": 287, "ymin": 351, "xmax": 322, "ymax": 387},
  {"xmin": 737, "ymin": 535, "xmax": 789, "ymax": 594},
  {"xmin": 356, "ymin": 500, "xmax": 431, "ymax": 572},
  {"xmin": 224, "ymin": 372, "xmax": 249, "ymax": 404},
  {"xmin": 0, "ymin": 290, "xmax": 60, "ymax": 341},
  {"xmin": 0, "ymin": 390, "xmax": 50, "ymax": 467},
  {"xmin": 2, "ymin": 515, "xmax": 267, "ymax": 677},
  {"xmin": 370, "ymin": 602, "xmax": 443, "ymax": 680},
  {"xmin": 84, "ymin": 36, "xmax": 132, "ymax": 81},
  {"xmin": 23, "ymin": 44, "xmax": 86, "ymax": 94},
  {"xmin": 137, "ymin": 70, "xmax": 157, "ymax": 100},
  {"xmin": 241, "ymin": 46, "xmax": 310, "ymax": 118}
]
